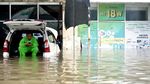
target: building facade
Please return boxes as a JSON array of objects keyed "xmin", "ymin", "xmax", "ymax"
[
  {"xmin": 0, "ymin": 2, "xmax": 63, "ymax": 50},
  {"xmin": 1, "ymin": 1, "xmax": 150, "ymax": 49},
  {"xmin": 87, "ymin": 2, "xmax": 150, "ymax": 48}
]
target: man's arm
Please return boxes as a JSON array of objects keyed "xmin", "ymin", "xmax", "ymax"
[
  {"xmin": 32, "ymin": 38, "xmax": 38, "ymax": 47},
  {"xmin": 19, "ymin": 38, "xmax": 26, "ymax": 47}
]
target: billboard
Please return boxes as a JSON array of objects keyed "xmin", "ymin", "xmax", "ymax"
[
  {"xmin": 99, "ymin": 4, "xmax": 125, "ymax": 21},
  {"xmin": 126, "ymin": 22, "xmax": 150, "ymax": 48},
  {"xmin": 99, "ymin": 22, "xmax": 125, "ymax": 48}
]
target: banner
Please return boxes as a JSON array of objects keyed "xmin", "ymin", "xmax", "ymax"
[
  {"xmin": 90, "ymin": 22, "xmax": 98, "ymax": 47},
  {"xmin": 126, "ymin": 21, "xmax": 150, "ymax": 48},
  {"xmin": 65, "ymin": 0, "xmax": 89, "ymax": 28},
  {"xmin": 99, "ymin": 4, "xmax": 125, "ymax": 21},
  {"xmin": 99, "ymin": 22, "xmax": 125, "ymax": 48}
]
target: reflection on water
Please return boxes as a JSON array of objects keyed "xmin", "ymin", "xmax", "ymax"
[{"xmin": 1, "ymin": 48, "xmax": 150, "ymax": 84}]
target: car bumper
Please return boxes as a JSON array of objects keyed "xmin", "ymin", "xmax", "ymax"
[
  {"xmin": 43, "ymin": 52, "xmax": 60, "ymax": 62},
  {"xmin": 3, "ymin": 52, "xmax": 9, "ymax": 59},
  {"xmin": 43, "ymin": 51, "xmax": 59, "ymax": 58}
]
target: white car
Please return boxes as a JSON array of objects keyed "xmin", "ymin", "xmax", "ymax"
[{"xmin": 3, "ymin": 19, "xmax": 60, "ymax": 59}]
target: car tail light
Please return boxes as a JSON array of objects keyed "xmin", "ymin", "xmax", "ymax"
[
  {"xmin": 44, "ymin": 40, "xmax": 50, "ymax": 52},
  {"xmin": 3, "ymin": 40, "xmax": 9, "ymax": 52}
]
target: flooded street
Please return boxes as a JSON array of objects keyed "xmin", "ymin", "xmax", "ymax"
[
  {"xmin": 0, "ymin": 1, "xmax": 150, "ymax": 84},
  {"xmin": 0, "ymin": 48, "xmax": 150, "ymax": 84}
]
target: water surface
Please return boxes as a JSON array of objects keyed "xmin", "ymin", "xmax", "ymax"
[{"xmin": 0, "ymin": 48, "xmax": 150, "ymax": 84}]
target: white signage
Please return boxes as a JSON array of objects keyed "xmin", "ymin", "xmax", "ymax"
[{"xmin": 126, "ymin": 21, "xmax": 150, "ymax": 48}]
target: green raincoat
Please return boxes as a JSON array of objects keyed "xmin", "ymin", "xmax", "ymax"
[{"xmin": 19, "ymin": 36, "xmax": 39, "ymax": 57}]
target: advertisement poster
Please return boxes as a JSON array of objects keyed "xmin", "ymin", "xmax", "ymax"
[
  {"xmin": 78, "ymin": 24, "xmax": 89, "ymax": 47},
  {"xmin": 78, "ymin": 24, "xmax": 88, "ymax": 38},
  {"xmin": 99, "ymin": 22, "xmax": 125, "ymax": 48},
  {"xmin": 99, "ymin": 4, "xmax": 125, "ymax": 21},
  {"xmin": 126, "ymin": 21, "xmax": 150, "ymax": 48},
  {"xmin": 90, "ymin": 22, "xmax": 98, "ymax": 48}
]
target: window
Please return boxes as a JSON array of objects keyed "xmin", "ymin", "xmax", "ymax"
[
  {"xmin": 89, "ymin": 4, "xmax": 97, "ymax": 21},
  {"xmin": 46, "ymin": 22, "xmax": 62, "ymax": 30},
  {"xmin": 0, "ymin": 5, "xmax": 9, "ymax": 20},
  {"xmin": 11, "ymin": 5, "xmax": 37, "ymax": 19},
  {"xmin": 47, "ymin": 31, "xmax": 56, "ymax": 43},
  {"xmin": 39, "ymin": 5, "xmax": 62, "ymax": 20},
  {"xmin": 90, "ymin": 9, "xmax": 97, "ymax": 20},
  {"xmin": 126, "ymin": 7, "xmax": 148, "ymax": 21}
]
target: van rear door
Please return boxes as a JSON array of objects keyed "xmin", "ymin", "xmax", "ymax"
[{"xmin": 3, "ymin": 19, "xmax": 46, "ymax": 30}]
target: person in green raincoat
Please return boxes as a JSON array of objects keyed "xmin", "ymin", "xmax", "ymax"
[{"xmin": 19, "ymin": 33, "xmax": 39, "ymax": 57}]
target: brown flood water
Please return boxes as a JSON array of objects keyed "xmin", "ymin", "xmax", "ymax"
[{"xmin": 0, "ymin": 48, "xmax": 150, "ymax": 84}]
